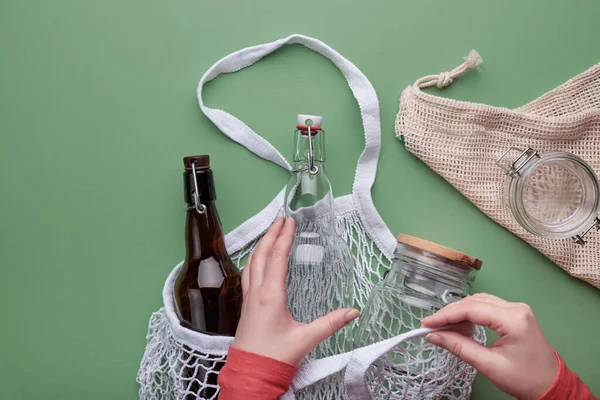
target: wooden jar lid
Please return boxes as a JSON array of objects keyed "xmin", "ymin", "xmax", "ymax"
[{"xmin": 397, "ymin": 234, "xmax": 483, "ymax": 270}]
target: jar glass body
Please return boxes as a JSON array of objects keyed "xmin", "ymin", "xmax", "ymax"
[{"xmin": 353, "ymin": 242, "xmax": 478, "ymax": 397}]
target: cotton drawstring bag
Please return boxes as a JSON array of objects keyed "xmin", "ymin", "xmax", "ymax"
[
  {"xmin": 137, "ymin": 35, "xmax": 484, "ymax": 400},
  {"xmin": 396, "ymin": 52, "xmax": 600, "ymax": 288}
]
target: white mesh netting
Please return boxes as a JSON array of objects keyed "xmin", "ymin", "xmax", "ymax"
[
  {"xmin": 137, "ymin": 205, "xmax": 483, "ymax": 399},
  {"xmin": 287, "ymin": 210, "xmax": 386, "ymax": 400},
  {"xmin": 397, "ymin": 55, "xmax": 600, "ymax": 287},
  {"xmin": 355, "ymin": 287, "xmax": 485, "ymax": 399},
  {"xmin": 137, "ymin": 308, "xmax": 228, "ymax": 400}
]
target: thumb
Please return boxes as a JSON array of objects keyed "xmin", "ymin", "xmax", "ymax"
[
  {"xmin": 425, "ymin": 330, "xmax": 496, "ymax": 374},
  {"xmin": 305, "ymin": 308, "xmax": 360, "ymax": 349}
]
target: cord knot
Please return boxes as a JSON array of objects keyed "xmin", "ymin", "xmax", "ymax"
[{"xmin": 437, "ymin": 72, "xmax": 453, "ymax": 88}]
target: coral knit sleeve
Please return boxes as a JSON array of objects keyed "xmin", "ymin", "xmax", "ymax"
[
  {"xmin": 538, "ymin": 350, "xmax": 597, "ymax": 400},
  {"xmin": 218, "ymin": 347, "xmax": 298, "ymax": 400}
]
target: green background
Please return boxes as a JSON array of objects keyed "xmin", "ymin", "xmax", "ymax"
[{"xmin": 1, "ymin": 0, "xmax": 599, "ymax": 398}]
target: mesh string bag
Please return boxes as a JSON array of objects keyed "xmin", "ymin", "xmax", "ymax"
[
  {"xmin": 137, "ymin": 35, "xmax": 484, "ymax": 399},
  {"xmin": 138, "ymin": 261, "xmax": 485, "ymax": 400},
  {"xmin": 357, "ymin": 300, "xmax": 484, "ymax": 399},
  {"xmin": 396, "ymin": 52, "xmax": 600, "ymax": 288}
]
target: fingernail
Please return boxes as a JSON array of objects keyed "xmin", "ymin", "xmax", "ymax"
[
  {"xmin": 425, "ymin": 333, "xmax": 441, "ymax": 344},
  {"xmin": 286, "ymin": 217, "xmax": 296, "ymax": 230},
  {"xmin": 345, "ymin": 309, "xmax": 360, "ymax": 322}
]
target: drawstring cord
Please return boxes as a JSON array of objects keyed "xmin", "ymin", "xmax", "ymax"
[{"xmin": 415, "ymin": 50, "xmax": 483, "ymax": 89}]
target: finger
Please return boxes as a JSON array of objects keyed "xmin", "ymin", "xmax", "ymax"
[
  {"xmin": 422, "ymin": 319, "xmax": 474, "ymax": 338},
  {"xmin": 447, "ymin": 320, "xmax": 475, "ymax": 338},
  {"xmin": 241, "ymin": 254, "xmax": 251, "ymax": 296},
  {"xmin": 469, "ymin": 293, "xmax": 509, "ymax": 306},
  {"xmin": 265, "ymin": 218, "xmax": 295, "ymax": 285},
  {"xmin": 425, "ymin": 331, "xmax": 499, "ymax": 375},
  {"xmin": 458, "ymin": 294, "xmax": 502, "ymax": 308},
  {"xmin": 250, "ymin": 218, "xmax": 285, "ymax": 287},
  {"xmin": 421, "ymin": 299, "xmax": 508, "ymax": 335},
  {"xmin": 304, "ymin": 308, "xmax": 360, "ymax": 351}
]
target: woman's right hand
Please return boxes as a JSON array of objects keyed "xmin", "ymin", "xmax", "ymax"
[{"xmin": 421, "ymin": 293, "xmax": 559, "ymax": 400}]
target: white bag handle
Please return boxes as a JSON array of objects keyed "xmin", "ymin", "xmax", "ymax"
[
  {"xmin": 283, "ymin": 327, "xmax": 442, "ymax": 400},
  {"xmin": 197, "ymin": 34, "xmax": 381, "ymax": 185},
  {"xmin": 197, "ymin": 34, "xmax": 396, "ymax": 259}
]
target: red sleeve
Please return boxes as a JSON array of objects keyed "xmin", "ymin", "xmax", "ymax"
[
  {"xmin": 218, "ymin": 347, "xmax": 298, "ymax": 400},
  {"xmin": 538, "ymin": 350, "xmax": 597, "ymax": 400}
]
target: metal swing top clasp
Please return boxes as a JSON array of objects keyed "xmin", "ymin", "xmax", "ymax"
[
  {"xmin": 186, "ymin": 160, "xmax": 207, "ymax": 215},
  {"xmin": 305, "ymin": 122, "xmax": 319, "ymax": 175},
  {"xmin": 293, "ymin": 116, "xmax": 322, "ymax": 176}
]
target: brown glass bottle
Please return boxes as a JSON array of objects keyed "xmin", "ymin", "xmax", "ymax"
[{"xmin": 175, "ymin": 155, "xmax": 243, "ymax": 399}]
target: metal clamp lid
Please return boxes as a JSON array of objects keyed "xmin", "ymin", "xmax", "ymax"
[
  {"xmin": 496, "ymin": 147, "xmax": 540, "ymax": 178},
  {"xmin": 496, "ymin": 147, "xmax": 600, "ymax": 245},
  {"xmin": 573, "ymin": 218, "xmax": 600, "ymax": 245}
]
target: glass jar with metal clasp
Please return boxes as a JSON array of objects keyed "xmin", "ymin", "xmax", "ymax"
[
  {"xmin": 352, "ymin": 234, "xmax": 483, "ymax": 398},
  {"xmin": 496, "ymin": 147, "xmax": 600, "ymax": 245}
]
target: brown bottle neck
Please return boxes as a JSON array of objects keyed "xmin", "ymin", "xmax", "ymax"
[{"xmin": 185, "ymin": 201, "xmax": 227, "ymax": 261}]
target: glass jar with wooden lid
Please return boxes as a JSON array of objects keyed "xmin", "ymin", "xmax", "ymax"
[{"xmin": 352, "ymin": 234, "xmax": 483, "ymax": 398}]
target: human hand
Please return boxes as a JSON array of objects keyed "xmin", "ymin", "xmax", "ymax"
[
  {"xmin": 232, "ymin": 217, "xmax": 360, "ymax": 366},
  {"xmin": 421, "ymin": 293, "xmax": 558, "ymax": 400}
]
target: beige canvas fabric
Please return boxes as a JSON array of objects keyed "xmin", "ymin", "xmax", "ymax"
[{"xmin": 396, "ymin": 52, "xmax": 600, "ymax": 288}]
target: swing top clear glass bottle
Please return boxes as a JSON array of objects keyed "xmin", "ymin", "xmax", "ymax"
[
  {"xmin": 285, "ymin": 115, "xmax": 334, "ymax": 229},
  {"xmin": 283, "ymin": 115, "xmax": 354, "ymax": 358}
]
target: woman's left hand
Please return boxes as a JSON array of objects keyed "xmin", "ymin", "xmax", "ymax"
[{"xmin": 232, "ymin": 217, "xmax": 360, "ymax": 366}]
